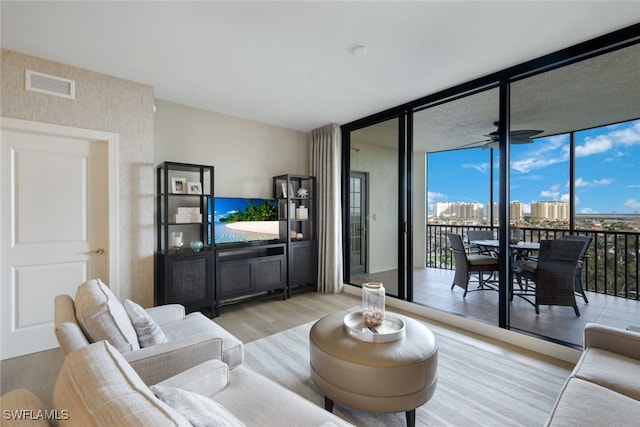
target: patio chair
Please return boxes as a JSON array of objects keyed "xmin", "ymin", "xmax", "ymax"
[
  {"xmin": 447, "ymin": 233, "xmax": 499, "ymax": 297},
  {"xmin": 514, "ymin": 239, "xmax": 584, "ymax": 317},
  {"xmin": 466, "ymin": 230, "xmax": 496, "ymax": 255},
  {"xmin": 561, "ymin": 234, "xmax": 593, "ymax": 303}
]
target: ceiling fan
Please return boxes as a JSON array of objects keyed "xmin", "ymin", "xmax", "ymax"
[{"xmin": 460, "ymin": 121, "xmax": 543, "ymax": 150}]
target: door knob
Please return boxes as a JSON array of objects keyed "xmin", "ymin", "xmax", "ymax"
[{"xmin": 88, "ymin": 248, "xmax": 105, "ymax": 255}]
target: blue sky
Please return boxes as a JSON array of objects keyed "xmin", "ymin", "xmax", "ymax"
[
  {"xmin": 212, "ymin": 197, "xmax": 275, "ymax": 222},
  {"xmin": 428, "ymin": 119, "xmax": 640, "ymax": 215}
]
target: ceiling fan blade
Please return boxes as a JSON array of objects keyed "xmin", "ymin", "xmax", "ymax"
[
  {"xmin": 511, "ymin": 136, "xmax": 536, "ymax": 144},
  {"xmin": 481, "ymin": 140, "xmax": 498, "ymax": 150},
  {"xmin": 485, "ymin": 129, "xmax": 543, "ymax": 139},
  {"xmin": 456, "ymin": 139, "xmax": 490, "ymax": 149},
  {"xmin": 482, "ymin": 128, "xmax": 543, "ymax": 145},
  {"xmin": 511, "ymin": 129, "xmax": 543, "ymax": 138}
]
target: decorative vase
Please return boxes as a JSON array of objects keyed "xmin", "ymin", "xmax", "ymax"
[
  {"xmin": 190, "ymin": 240, "xmax": 203, "ymax": 251},
  {"xmin": 170, "ymin": 232, "xmax": 184, "ymax": 249},
  {"xmin": 362, "ymin": 282, "xmax": 385, "ymax": 327}
]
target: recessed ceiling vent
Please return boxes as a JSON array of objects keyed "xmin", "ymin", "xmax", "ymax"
[{"xmin": 25, "ymin": 70, "xmax": 75, "ymax": 99}]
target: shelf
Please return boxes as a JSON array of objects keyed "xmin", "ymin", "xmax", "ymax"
[
  {"xmin": 272, "ymin": 174, "xmax": 317, "ymax": 295},
  {"xmin": 156, "ymin": 161, "xmax": 215, "ymax": 316}
]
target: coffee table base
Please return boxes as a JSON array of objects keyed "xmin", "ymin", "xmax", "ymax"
[{"xmin": 324, "ymin": 396, "xmax": 416, "ymax": 427}]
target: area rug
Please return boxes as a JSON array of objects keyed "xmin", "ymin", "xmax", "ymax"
[{"xmin": 243, "ymin": 316, "xmax": 571, "ymax": 426}]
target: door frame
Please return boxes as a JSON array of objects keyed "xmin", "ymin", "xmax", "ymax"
[
  {"xmin": 341, "ymin": 114, "xmax": 411, "ymax": 300},
  {"xmin": 1, "ymin": 117, "xmax": 120, "ymax": 295}
]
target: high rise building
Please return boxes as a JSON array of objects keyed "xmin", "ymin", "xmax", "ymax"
[
  {"xmin": 434, "ymin": 202, "xmax": 484, "ymax": 220},
  {"xmin": 484, "ymin": 202, "xmax": 524, "ymax": 222},
  {"xmin": 510, "ymin": 201, "xmax": 525, "ymax": 221},
  {"xmin": 530, "ymin": 201, "xmax": 570, "ymax": 221}
]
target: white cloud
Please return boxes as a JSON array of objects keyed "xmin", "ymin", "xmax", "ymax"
[
  {"xmin": 593, "ymin": 178, "xmax": 613, "ymax": 185},
  {"xmin": 575, "ymin": 119, "xmax": 640, "ymax": 157},
  {"xmin": 611, "ymin": 121, "xmax": 640, "ymax": 146},
  {"xmin": 540, "ymin": 190, "xmax": 560, "ymax": 200},
  {"xmin": 575, "ymin": 177, "xmax": 588, "ymax": 187},
  {"xmin": 539, "ymin": 184, "xmax": 570, "ymax": 202},
  {"xmin": 511, "ymin": 154, "xmax": 566, "ymax": 174},
  {"xmin": 510, "ymin": 120, "xmax": 639, "ymax": 175},
  {"xmin": 624, "ymin": 198, "xmax": 640, "ymax": 210},
  {"xmin": 511, "ymin": 135, "xmax": 569, "ymax": 174},
  {"xmin": 427, "ymin": 191, "xmax": 446, "ymax": 204},
  {"xmin": 576, "ymin": 135, "xmax": 613, "ymax": 157},
  {"xmin": 462, "ymin": 162, "xmax": 489, "ymax": 173},
  {"xmin": 575, "ymin": 177, "xmax": 613, "ymax": 187}
]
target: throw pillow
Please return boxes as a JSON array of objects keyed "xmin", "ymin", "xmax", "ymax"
[
  {"xmin": 150, "ymin": 385, "xmax": 246, "ymax": 427},
  {"xmin": 74, "ymin": 278, "xmax": 140, "ymax": 353},
  {"xmin": 124, "ymin": 299, "xmax": 168, "ymax": 347}
]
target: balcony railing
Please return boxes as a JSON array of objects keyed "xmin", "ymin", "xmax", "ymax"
[{"xmin": 427, "ymin": 225, "xmax": 639, "ymax": 300}]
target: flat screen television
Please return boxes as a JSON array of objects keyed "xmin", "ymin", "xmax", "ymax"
[{"xmin": 212, "ymin": 197, "xmax": 279, "ymax": 245}]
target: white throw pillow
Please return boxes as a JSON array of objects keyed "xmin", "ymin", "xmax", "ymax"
[
  {"xmin": 124, "ymin": 299, "xmax": 168, "ymax": 347},
  {"xmin": 150, "ymin": 385, "xmax": 246, "ymax": 427},
  {"xmin": 74, "ymin": 278, "xmax": 140, "ymax": 353}
]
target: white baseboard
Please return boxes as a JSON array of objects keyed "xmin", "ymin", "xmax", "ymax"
[{"xmin": 343, "ymin": 284, "xmax": 581, "ymax": 364}]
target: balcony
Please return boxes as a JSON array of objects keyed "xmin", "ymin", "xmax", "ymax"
[
  {"xmin": 421, "ymin": 224, "xmax": 639, "ymax": 345},
  {"xmin": 353, "ymin": 224, "xmax": 639, "ymax": 346}
]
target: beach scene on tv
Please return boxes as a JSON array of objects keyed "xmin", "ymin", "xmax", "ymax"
[{"xmin": 213, "ymin": 198, "xmax": 279, "ymax": 244}]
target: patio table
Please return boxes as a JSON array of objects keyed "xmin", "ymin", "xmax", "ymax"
[{"xmin": 470, "ymin": 239, "xmax": 541, "ymax": 299}]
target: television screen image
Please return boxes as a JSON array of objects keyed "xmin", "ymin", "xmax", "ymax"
[{"xmin": 213, "ymin": 197, "xmax": 279, "ymax": 245}]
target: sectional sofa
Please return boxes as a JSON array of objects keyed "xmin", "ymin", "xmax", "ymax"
[
  {"xmin": 1, "ymin": 340, "xmax": 353, "ymax": 426},
  {"xmin": 545, "ymin": 323, "xmax": 640, "ymax": 425}
]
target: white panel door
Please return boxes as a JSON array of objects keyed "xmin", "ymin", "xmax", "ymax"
[{"xmin": 1, "ymin": 121, "xmax": 110, "ymax": 359}]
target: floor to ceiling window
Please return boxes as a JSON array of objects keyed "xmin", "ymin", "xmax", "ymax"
[
  {"xmin": 507, "ymin": 42, "xmax": 640, "ymax": 345},
  {"xmin": 342, "ymin": 26, "xmax": 640, "ymax": 347}
]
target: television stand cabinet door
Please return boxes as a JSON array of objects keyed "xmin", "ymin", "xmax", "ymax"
[{"xmin": 215, "ymin": 243, "xmax": 287, "ymax": 310}]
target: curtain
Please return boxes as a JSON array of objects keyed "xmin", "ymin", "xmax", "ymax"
[{"xmin": 311, "ymin": 123, "xmax": 343, "ymax": 293}]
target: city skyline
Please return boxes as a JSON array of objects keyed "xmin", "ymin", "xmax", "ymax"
[{"xmin": 428, "ymin": 119, "xmax": 640, "ymax": 215}]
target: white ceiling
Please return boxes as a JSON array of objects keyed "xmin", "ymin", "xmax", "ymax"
[{"xmin": 2, "ymin": 1, "xmax": 640, "ymax": 133}]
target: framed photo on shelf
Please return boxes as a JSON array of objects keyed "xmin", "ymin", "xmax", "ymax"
[
  {"xmin": 281, "ymin": 182, "xmax": 288, "ymax": 198},
  {"xmin": 171, "ymin": 177, "xmax": 187, "ymax": 194},
  {"xmin": 187, "ymin": 182, "xmax": 202, "ymax": 194}
]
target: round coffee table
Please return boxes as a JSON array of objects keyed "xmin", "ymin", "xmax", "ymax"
[{"xmin": 309, "ymin": 310, "xmax": 438, "ymax": 427}]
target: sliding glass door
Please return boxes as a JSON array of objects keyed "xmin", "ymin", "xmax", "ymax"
[
  {"xmin": 344, "ymin": 116, "xmax": 408, "ymax": 300},
  {"xmin": 413, "ymin": 87, "xmax": 501, "ymax": 324}
]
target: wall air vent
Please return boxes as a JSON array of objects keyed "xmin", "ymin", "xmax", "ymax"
[{"xmin": 25, "ymin": 70, "xmax": 75, "ymax": 99}]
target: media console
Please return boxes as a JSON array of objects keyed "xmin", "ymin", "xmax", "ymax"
[
  {"xmin": 155, "ymin": 163, "xmax": 316, "ymax": 317},
  {"xmin": 214, "ymin": 242, "xmax": 287, "ymax": 313}
]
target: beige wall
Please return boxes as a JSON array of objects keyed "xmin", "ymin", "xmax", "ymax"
[
  {"xmin": 153, "ymin": 99, "xmax": 310, "ymax": 198},
  {"xmin": 1, "ymin": 49, "xmax": 155, "ymax": 306}
]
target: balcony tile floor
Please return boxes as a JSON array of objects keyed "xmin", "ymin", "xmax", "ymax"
[{"xmin": 353, "ymin": 267, "xmax": 640, "ymax": 346}]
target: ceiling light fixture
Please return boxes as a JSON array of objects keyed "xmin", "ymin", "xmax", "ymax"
[{"xmin": 351, "ymin": 45, "xmax": 368, "ymax": 56}]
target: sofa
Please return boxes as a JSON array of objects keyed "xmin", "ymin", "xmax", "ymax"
[
  {"xmin": 0, "ymin": 340, "xmax": 353, "ymax": 426},
  {"xmin": 545, "ymin": 323, "xmax": 640, "ymax": 425},
  {"xmin": 55, "ymin": 278, "xmax": 244, "ymax": 385}
]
